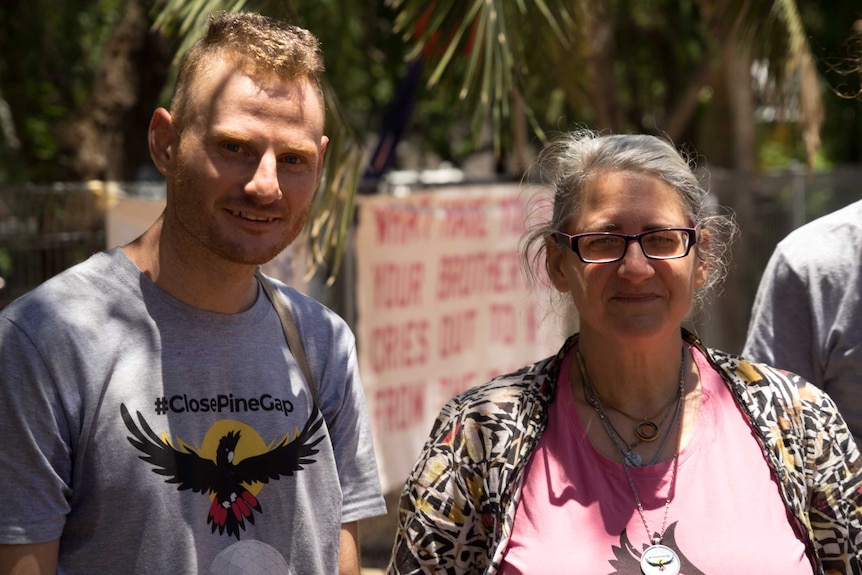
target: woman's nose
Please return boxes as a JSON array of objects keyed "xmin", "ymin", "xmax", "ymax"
[{"xmin": 617, "ymin": 239, "xmax": 654, "ymax": 278}]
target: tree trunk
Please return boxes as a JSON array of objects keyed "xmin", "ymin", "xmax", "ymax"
[
  {"xmin": 664, "ymin": 55, "xmax": 718, "ymax": 143},
  {"xmin": 579, "ymin": 3, "xmax": 624, "ymax": 132},
  {"xmin": 57, "ymin": 0, "xmax": 175, "ymax": 182},
  {"xmin": 724, "ymin": 42, "xmax": 756, "ymax": 172}
]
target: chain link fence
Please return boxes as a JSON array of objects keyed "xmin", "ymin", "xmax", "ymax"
[{"xmin": 0, "ymin": 182, "xmax": 106, "ymax": 309}]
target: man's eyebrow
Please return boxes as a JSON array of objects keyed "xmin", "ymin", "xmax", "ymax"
[
  {"xmin": 210, "ymin": 128, "xmax": 251, "ymax": 143},
  {"xmin": 210, "ymin": 129, "xmax": 319, "ymax": 155}
]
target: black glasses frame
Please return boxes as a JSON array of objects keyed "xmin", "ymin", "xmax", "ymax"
[{"xmin": 553, "ymin": 226, "xmax": 698, "ymax": 264}]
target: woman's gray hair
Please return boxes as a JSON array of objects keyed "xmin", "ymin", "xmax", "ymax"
[{"xmin": 521, "ymin": 129, "xmax": 738, "ymax": 317}]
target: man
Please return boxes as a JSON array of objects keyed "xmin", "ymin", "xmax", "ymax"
[
  {"xmin": 0, "ymin": 12, "xmax": 385, "ymax": 574},
  {"xmin": 743, "ymin": 198, "xmax": 862, "ymax": 443}
]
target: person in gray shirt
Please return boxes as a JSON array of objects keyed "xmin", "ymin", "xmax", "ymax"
[
  {"xmin": 0, "ymin": 12, "xmax": 385, "ymax": 574},
  {"xmin": 743, "ymin": 198, "xmax": 862, "ymax": 443}
]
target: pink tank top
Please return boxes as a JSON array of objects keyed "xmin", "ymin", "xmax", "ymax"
[{"xmin": 499, "ymin": 346, "xmax": 813, "ymax": 574}]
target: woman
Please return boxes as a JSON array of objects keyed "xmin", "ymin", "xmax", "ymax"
[{"xmin": 388, "ymin": 131, "xmax": 862, "ymax": 574}]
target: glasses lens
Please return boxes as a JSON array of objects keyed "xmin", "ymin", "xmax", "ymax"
[
  {"xmin": 577, "ymin": 235, "xmax": 626, "ymax": 262},
  {"xmin": 641, "ymin": 229, "xmax": 689, "ymax": 258}
]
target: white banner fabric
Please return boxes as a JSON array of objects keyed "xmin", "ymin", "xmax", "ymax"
[{"xmin": 356, "ymin": 184, "xmax": 562, "ymax": 493}]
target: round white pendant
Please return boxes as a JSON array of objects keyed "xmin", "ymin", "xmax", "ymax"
[{"xmin": 640, "ymin": 544, "xmax": 680, "ymax": 575}]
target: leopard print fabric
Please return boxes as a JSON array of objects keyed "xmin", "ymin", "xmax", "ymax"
[{"xmin": 388, "ymin": 331, "xmax": 862, "ymax": 575}]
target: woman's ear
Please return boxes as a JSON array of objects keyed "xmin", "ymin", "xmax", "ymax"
[
  {"xmin": 694, "ymin": 228, "xmax": 710, "ymax": 288},
  {"xmin": 148, "ymin": 107, "xmax": 177, "ymax": 176},
  {"xmin": 545, "ymin": 235, "xmax": 571, "ymax": 293}
]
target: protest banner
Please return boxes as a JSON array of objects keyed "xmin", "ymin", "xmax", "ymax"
[{"xmin": 356, "ymin": 184, "xmax": 562, "ymax": 492}]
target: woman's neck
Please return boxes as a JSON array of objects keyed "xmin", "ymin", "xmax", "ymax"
[
  {"xmin": 571, "ymin": 331, "xmax": 702, "ymax": 465},
  {"xmin": 576, "ymin": 331, "xmax": 685, "ymax": 416}
]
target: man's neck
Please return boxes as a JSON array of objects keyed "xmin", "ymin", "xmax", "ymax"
[{"xmin": 122, "ymin": 215, "xmax": 260, "ymax": 314}]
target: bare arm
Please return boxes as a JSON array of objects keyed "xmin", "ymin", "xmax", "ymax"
[
  {"xmin": 0, "ymin": 541, "xmax": 59, "ymax": 575},
  {"xmin": 339, "ymin": 522, "xmax": 360, "ymax": 575}
]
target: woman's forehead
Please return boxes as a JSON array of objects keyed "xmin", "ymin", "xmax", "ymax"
[{"xmin": 574, "ymin": 171, "xmax": 687, "ymax": 224}]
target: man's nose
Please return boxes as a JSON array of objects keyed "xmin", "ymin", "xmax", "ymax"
[{"xmin": 245, "ymin": 153, "xmax": 281, "ymax": 203}]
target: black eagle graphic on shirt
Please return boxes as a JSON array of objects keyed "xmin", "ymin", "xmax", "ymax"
[{"xmin": 120, "ymin": 403, "xmax": 325, "ymax": 540}]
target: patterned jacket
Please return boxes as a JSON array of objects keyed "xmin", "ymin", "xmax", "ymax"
[{"xmin": 388, "ymin": 331, "xmax": 862, "ymax": 575}]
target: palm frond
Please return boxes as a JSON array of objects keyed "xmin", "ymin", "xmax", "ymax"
[
  {"xmin": 696, "ymin": 0, "xmax": 824, "ymax": 168},
  {"xmin": 303, "ymin": 82, "xmax": 364, "ymax": 285},
  {"xmin": 153, "ymin": 0, "xmax": 251, "ymax": 62},
  {"xmin": 389, "ymin": 0, "xmax": 576, "ymax": 154},
  {"xmin": 768, "ymin": 0, "xmax": 823, "ymax": 168}
]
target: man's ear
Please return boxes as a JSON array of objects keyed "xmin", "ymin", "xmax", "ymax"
[
  {"xmin": 149, "ymin": 108, "xmax": 177, "ymax": 176},
  {"xmin": 315, "ymin": 135, "xmax": 329, "ymax": 186},
  {"xmin": 545, "ymin": 235, "xmax": 571, "ymax": 293}
]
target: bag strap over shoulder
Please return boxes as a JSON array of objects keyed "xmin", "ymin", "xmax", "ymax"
[{"xmin": 255, "ymin": 269, "xmax": 318, "ymax": 406}]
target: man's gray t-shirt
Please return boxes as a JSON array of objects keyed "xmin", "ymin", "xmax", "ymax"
[
  {"xmin": 0, "ymin": 248, "xmax": 385, "ymax": 573},
  {"xmin": 743, "ymin": 199, "xmax": 862, "ymax": 442}
]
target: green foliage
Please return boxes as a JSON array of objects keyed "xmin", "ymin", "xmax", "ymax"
[
  {"xmin": 800, "ymin": 0, "xmax": 862, "ymax": 164},
  {"xmin": 757, "ymin": 124, "xmax": 831, "ymax": 169},
  {"xmin": 388, "ymin": 0, "xmax": 577, "ymax": 154},
  {"xmin": 0, "ymin": 0, "xmax": 126, "ymax": 182},
  {"xmin": 0, "ymin": 249, "xmax": 11, "ymax": 278}
]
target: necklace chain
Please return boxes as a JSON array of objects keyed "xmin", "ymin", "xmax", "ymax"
[
  {"xmin": 576, "ymin": 344, "xmax": 688, "ymax": 546},
  {"xmin": 590, "ymin": 379, "xmax": 678, "ymax": 423},
  {"xmin": 577, "ymin": 347, "xmax": 686, "ymax": 467},
  {"xmin": 582, "ymin": 373, "xmax": 680, "ymax": 465},
  {"xmin": 624, "ymin": 440, "xmax": 679, "ymax": 546}
]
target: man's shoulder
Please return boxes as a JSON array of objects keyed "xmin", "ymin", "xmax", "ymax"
[
  {"xmin": 2, "ymin": 249, "xmax": 120, "ymax": 322},
  {"xmin": 265, "ymin": 276, "xmax": 334, "ymax": 316},
  {"xmin": 770, "ymin": 202, "xmax": 862, "ymax": 276},
  {"xmin": 779, "ymin": 199, "xmax": 862, "ymax": 246}
]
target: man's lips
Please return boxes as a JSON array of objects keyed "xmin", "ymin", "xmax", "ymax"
[{"xmin": 228, "ymin": 209, "xmax": 279, "ymax": 223}]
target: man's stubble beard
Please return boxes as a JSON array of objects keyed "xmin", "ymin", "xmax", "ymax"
[{"xmin": 168, "ymin": 160, "xmax": 307, "ymax": 267}]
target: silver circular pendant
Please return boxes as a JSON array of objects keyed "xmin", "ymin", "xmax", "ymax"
[
  {"xmin": 640, "ymin": 544, "xmax": 680, "ymax": 575},
  {"xmin": 624, "ymin": 449, "xmax": 643, "ymax": 466}
]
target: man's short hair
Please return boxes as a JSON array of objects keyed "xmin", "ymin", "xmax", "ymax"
[{"xmin": 170, "ymin": 12, "xmax": 325, "ymax": 132}]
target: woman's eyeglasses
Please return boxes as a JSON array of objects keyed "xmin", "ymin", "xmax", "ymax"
[{"xmin": 553, "ymin": 227, "xmax": 698, "ymax": 264}]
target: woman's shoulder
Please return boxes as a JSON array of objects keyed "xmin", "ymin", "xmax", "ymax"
[
  {"xmin": 706, "ymin": 345, "xmax": 860, "ymax": 469},
  {"xmin": 419, "ymin": 336, "xmax": 575, "ymax": 458},
  {"xmin": 708, "ymin": 345, "xmax": 821, "ymax": 398},
  {"xmin": 704, "ymin": 344, "xmax": 847, "ymax": 438},
  {"xmin": 686, "ymin": 332, "xmax": 804, "ymax": 393},
  {"xmin": 442, "ymin": 345, "xmax": 568, "ymax": 415}
]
